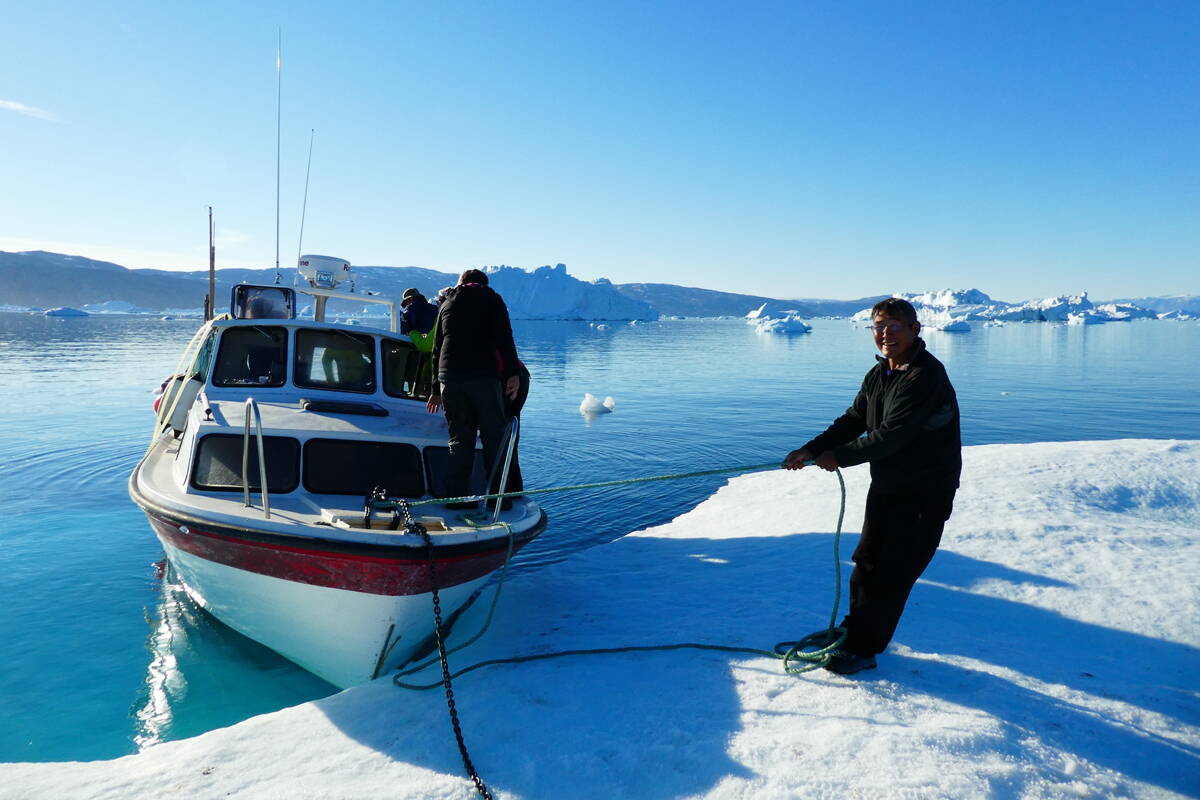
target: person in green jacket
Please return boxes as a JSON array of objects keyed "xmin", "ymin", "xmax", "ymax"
[{"xmin": 784, "ymin": 297, "xmax": 961, "ymax": 675}]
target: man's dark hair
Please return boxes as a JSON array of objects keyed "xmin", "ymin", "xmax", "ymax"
[
  {"xmin": 459, "ymin": 268, "xmax": 489, "ymax": 286},
  {"xmin": 871, "ymin": 297, "xmax": 918, "ymax": 325}
]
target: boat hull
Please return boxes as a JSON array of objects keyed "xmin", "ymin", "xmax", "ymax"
[{"xmin": 141, "ymin": 510, "xmax": 544, "ymax": 688}]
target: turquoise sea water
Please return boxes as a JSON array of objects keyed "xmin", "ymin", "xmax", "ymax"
[{"xmin": 0, "ymin": 312, "xmax": 1197, "ymax": 762}]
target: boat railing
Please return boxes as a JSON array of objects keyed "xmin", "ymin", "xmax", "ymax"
[
  {"xmin": 145, "ymin": 316, "xmax": 221, "ymax": 456},
  {"xmin": 492, "ymin": 416, "xmax": 520, "ymax": 523},
  {"xmin": 242, "ymin": 397, "xmax": 271, "ymax": 519}
]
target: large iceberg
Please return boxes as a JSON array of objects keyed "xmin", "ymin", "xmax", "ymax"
[
  {"xmin": 851, "ymin": 289, "xmax": 1157, "ymax": 326},
  {"xmin": 485, "ymin": 264, "xmax": 657, "ymax": 321}
]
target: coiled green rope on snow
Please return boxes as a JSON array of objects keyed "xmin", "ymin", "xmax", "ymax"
[{"xmin": 393, "ymin": 461, "xmax": 849, "ymax": 689}]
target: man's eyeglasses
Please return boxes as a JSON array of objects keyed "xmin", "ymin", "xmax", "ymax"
[{"xmin": 871, "ymin": 321, "xmax": 909, "ymax": 334}]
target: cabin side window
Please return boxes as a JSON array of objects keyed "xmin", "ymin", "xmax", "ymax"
[
  {"xmin": 294, "ymin": 329, "xmax": 377, "ymax": 393},
  {"xmin": 212, "ymin": 326, "xmax": 288, "ymax": 387},
  {"xmin": 382, "ymin": 338, "xmax": 432, "ymax": 399},
  {"xmin": 191, "ymin": 433, "xmax": 301, "ymax": 493}
]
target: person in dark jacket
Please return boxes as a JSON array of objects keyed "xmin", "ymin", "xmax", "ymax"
[
  {"xmin": 784, "ymin": 297, "xmax": 961, "ymax": 675},
  {"xmin": 399, "ymin": 288, "xmax": 437, "ymax": 336},
  {"xmin": 426, "ymin": 269, "xmax": 521, "ymax": 509}
]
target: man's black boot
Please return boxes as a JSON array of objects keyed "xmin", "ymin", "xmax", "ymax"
[{"xmin": 824, "ymin": 651, "xmax": 878, "ymax": 675}]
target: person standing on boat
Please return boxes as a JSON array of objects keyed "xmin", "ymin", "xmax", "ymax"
[
  {"xmin": 426, "ymin": 269, "xmax": 521, "ymax": 509},
  {"xmin": 401, "ymin": 288, "xmax": 439, "ymax": 395},
  {"xmin": 783, "ymin": 298, "xmax": 961, "ymax": 675},
  {"xmin": 399, "ymin": 288, "xmax": 437, "ymax": 336}
]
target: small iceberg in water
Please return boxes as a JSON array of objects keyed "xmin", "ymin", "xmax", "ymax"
[
  {"xmin": 44, "ymin": 307, "xmax": 88, "ymax": 317},
  {"xmin": 580, "ymin": 393, "xmax": 616, "ymax": 415},
  {"xmin": 922, "ymin": 309, "xmax": 971, "ymax": 332},
  {"xmin": 1067, "ymin": 311, "xmax": 1105, "ymax": 325},
  {"xmin": 755, "ymin": 315, "xmax": 812, "ymax": 335}
]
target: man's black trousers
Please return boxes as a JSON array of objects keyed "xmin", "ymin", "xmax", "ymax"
[
  {"xmin": 441, "ymin": 378, "xmax": 507, "ymax": 498},
  {"xmin": 841, "ymin": 485, "xmax": 956, "ymax": 657}
]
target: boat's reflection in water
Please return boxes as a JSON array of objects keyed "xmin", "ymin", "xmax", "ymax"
[{"xmin": 133, "ymin": 562, "xmax": 337, "ymax": 751}]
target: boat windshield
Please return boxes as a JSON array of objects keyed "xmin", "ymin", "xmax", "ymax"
[
  {"xmin": 212, "ymin": 326, "xmax": 288, "ymax": 387},
  {"xmin": 294, "ymin": 328, "xmax": 376, "ymax": 393},
  {"xmin": 189, "ymin": 331, "xmax": 216, "ymax": 380}
]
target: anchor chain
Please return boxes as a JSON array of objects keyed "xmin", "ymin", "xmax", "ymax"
[{"xmin": 400, "ymin": 499, "xmax": 494, "ymax": 800}]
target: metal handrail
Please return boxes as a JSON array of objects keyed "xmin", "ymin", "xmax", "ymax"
[
  {"xmin": 242, "ymin": 397, "xmax": 271, "ymax": 519},
  {"xmin": 491, "ymin": 416, "xmax": 519, "ymax": 523}
]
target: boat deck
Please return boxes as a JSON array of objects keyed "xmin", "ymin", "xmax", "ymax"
[{"xmin": 134, "ymin": 433, "xmax": 539, "ymax": 550}]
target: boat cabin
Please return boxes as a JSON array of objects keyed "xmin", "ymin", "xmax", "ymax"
[{"xmin": 156, "ymin": 270, "xmax": 494, "ymax": 512}]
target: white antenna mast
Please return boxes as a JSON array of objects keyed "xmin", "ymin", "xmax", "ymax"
[
  {"xmin": 274, "ymin": 26, "xmax": 282, "ymax": 285},
  {"xmin": 296, "ymin": 128, "xmax": 315, "ymax": 265}
]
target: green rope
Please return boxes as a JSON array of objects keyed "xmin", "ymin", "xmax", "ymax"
[
  {"xmin": 407, "ymin": 461, "xmax": 787, "ymax": 509},
  {"xmin": 393, "ymin": 463, "xmax": 849, "ymax": 689}
]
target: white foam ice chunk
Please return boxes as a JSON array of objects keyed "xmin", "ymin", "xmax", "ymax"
[
  {"xmin": 579, "ymin": 393, "xmax": 616, "ymax": 415},
  {"xmin": 755, "ymin": 315, "xmax": 812, "ymax": 335}
]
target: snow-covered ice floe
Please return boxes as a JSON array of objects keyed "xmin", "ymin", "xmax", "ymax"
[{"xmin": 4, "ymin": 440, "xmax": 1198, "ymax": 799}]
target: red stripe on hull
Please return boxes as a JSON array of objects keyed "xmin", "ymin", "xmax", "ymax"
[{"xmin": 148, "ymin": 515, "xmax": 517, "ymax": 596}]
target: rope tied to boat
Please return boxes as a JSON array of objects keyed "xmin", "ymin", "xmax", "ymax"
[
  {"xmin": 396, "ymin": 462, "xmax": 848, "ymax": 682},
  {"xmin": 393, "ymin": 462, "xmax": 849, "ymax": 797},
  {"xmin": 404, "ymin": 460, "xmax": 790, "ymax": 510},
  {"xmin": 388, "ymin": 462, "xmax": 849, "ymax": 800}
]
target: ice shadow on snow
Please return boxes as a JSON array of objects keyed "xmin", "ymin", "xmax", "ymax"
[
  {"xmin": 881, "ymin": 653, "xmax": 1200, "ymax": 797},
  {"xmin": 318, "ymin": 531, "xmax": 1197, "ymax": 798}
]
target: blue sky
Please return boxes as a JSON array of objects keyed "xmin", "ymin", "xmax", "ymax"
[{"xmin": 2, "ymin": 1, "xmax": 1196, "ymax": 301}]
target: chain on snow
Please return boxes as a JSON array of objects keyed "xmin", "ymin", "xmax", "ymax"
[{"xmin": 405, "ymin": 500, "xmax": 494, "ymax": 800}]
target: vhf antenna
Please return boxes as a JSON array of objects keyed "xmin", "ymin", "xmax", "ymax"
[
  {"xmin": 296, "ymin": 128, "xmax": 315, "ymax": 267},
  {"xmin": 274, "ymin": 26, "xmax": 282, "ymax": 285}
]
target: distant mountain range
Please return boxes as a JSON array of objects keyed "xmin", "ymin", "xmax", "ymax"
[
  {"xmin": 615, "ymin": 282, "xmax": 887, "ymax": 317},
  {"xmin": 0, "ymin": 250, "xmax": 886, "ymax": 319},
  {"xmin": 1, "ymin": 250, "xmax": 1195, "ymax": 320}
]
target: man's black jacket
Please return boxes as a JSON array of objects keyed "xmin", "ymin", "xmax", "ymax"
[
  {"xmin": 433, "ymin": 283, "xmax": 519, "ymax": 382},
  {"xmin": 802, "ymin": 338, "xmax": 961, "ymax": 493}
]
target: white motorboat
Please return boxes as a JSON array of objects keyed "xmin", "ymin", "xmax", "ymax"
[{"xmin": 129, "ymin": 256, "xmax": 545, "ymax": 688}]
